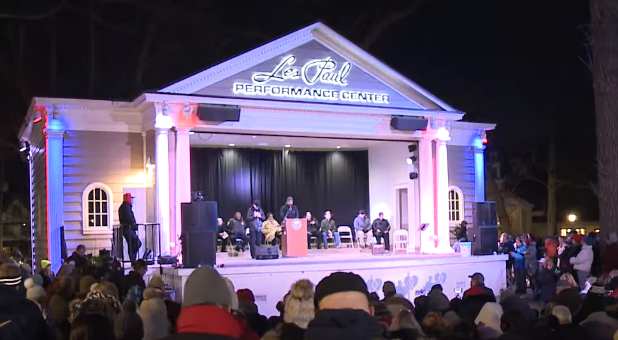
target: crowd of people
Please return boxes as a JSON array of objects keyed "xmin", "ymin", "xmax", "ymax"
[
  {"xmin": 217, "ymin": 196, "xmax": 394, "ymax": 257},
  {"xmin": 3, "ymin": 228, "xmax": 618, "ymax": 340}
]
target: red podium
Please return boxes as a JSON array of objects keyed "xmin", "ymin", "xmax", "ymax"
[{"xmin": 282, "ymin": 218, "xmax": 308, "ymax": 257}]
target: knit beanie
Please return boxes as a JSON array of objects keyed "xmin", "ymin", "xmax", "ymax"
[
  {"xmin": 0, "ymin": 262, "xmax": 22, "ymax": 287},
  {"xmin": 314, "ymin": 272, "xmax": 369, "ymax": 307},
  {"xmin": 183, "ymin": 266, "xmax": 231, "ymax": 307},
  {"xmin": 284, "ymin": 279, "xmax": 315, "ymax": 329}
]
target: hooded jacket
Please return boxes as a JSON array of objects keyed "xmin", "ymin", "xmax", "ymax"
[
  {"xmin": 570, "ymin": 243, "xmax": 593, "ymax": 272},
  {"xmin": 305, "ymin": 309, "xmax": 385, "ymax": 340},
  {"xmin": 139, "ymin": 287, "xmax": 170, "ymax": 340},
  {"xmin": 0, "ymin": 284, "xmax": 51, "ymax": 339}
]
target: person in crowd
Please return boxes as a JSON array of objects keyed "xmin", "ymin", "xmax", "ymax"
[
  {"xmin": 459, "ymin": 272, "xmax": 496, "ymax": 325},
  {"xmin": 48, "ymin": 274, "xmax": 75, "ymax": 339},
  {"xmin": 549, "ymin": 304, "xmax": 588, "ymax": 339},
  {"xmin": 262, "ymin": 213, "xmax": 282, "ymax": 246},
  {"xmin": 66, "ymin": 244, "xmax": 89, "ymax": 272},
  {"xmin": 320, "ymin": 210, "xmax": 339, "ymax": 249},
  {"xmin": 475, "ymin": 302, "xmax": 503, "ymax": 339},
  {"xmin": 115, "ymin": 299, "xmax": 144, "ymax": 340},
  {"xmin": 263, "ymin": 279, "xmax": 315, "ymax": 340},
  {"xmin": 247, "ymin": 200, "xmax": 265, "ymax": 259},
  {"xmin": 463, "ymin": 272, "xmax": 496, "ymax": 301},
  {"xmin": 545, "ymin": 237, "xmax": 559, "ymax": 259},
  {"xmin": 305, "ymin": 271, "xmax": 385, "ymax": 340},
  {"xmin": 217, "ymin": 217, "xmax": 228, "ymax": 252},
  {"xmin": 279, "ymin": 196, "xmax": 299, "ymax": 223},
  {"xmin": 498, "ymin": 233, "xmax": 515, "ymax": 284},
  {"xmin": 227, "ymin": 211, "xmax": 247, "ymax": 252},
  {"xmin": 160, "ymin": 266, "xmax": 258, "ymax": 340},
  {"xmin": 426, "ymin": 284, "xmax": 450, "ymax": 313},
  {"xmin": 382, "ymin": 281, "xmax": 397, "ymax": 301},
  {"xmin": 0, "ymin": 261, "xmax": 52, "ymax": 339},
  {"xmin": 69, "ymin": 313, "xmax": 117, "ymax": 340},
  {"xmin": 120, "ymin": 259, "xmax": 147, "ymax": 301},
  {"xmin": 306, "ymin": 211, "xmax": 321, "ymax": 249},
  {"xmin": 510, "ymin": 236, "xmax": 528, "ymax": 294},
  {"xmin": 537, "ymin": 256, "xmax": 560, "ymax": 302},
  {"xmin": 139, "ymin": 275, "xmax": 170, "ymax": 340},
  {"xmin": 552, "ymin": 273, "xmax": 583, "ymax": 317},
  {"xmin": 371, "ymin": 212, "xmax": 391, "ymax": 251},
  {"xmin": 524, "ymin": 233, "xmax": 538, "ymax": 293},
  {"xmin": 237, "ymin": 288, "xmax": 269, "ymax": 336},
  {"xmin": 39, "ymin": 259, "xmax": 54, "ymax": 288},
  {"xmin": 559, "ymin": 232, "xmax": 581, "ymax": 275},
  {"xmin": 455, "ymin": 220, "xmax": 469, "ymax": 242},
  {"xmin": 353, "ymin": 210, "xmax": 371, "ymax": 248},
  {"xmin": 569, "ymin": 233, "xmax": 594, "ymax": 289},
  {"xmin": 119, "ymin": 193, "xmax": 142, "ymax": 263},
  {"xmin": 24, "ymin": 276, "xmax": 47, "ymax": 317}
]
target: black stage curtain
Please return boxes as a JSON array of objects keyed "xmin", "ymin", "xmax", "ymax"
[{"xmin": 190, "ymin": 147, "xmax": 369, "ymax": 226}]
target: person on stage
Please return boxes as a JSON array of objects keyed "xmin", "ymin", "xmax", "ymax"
[
  {"xmin": 320, "ymin": 210, "xmax": 339, "ymax": 248},
  {"xmin": 262, "ymin": 213, "xmax": 282, "ymax": 245},
  {"xmin": 226, "ymin": 211, "xmax": 247, "ymax": 252},
  {"xmin": 246, "ymin": 200, "xmax": 265, "ymax": 259},
  {"xmin": 353, "ymin": 210, "xmax": 371, "ymax": 248},
  {"xmin": 279, "ymin": 196, "xmax": 300, "ymax": 223},
  {"xmin": 119, "ymin": 193, "xmax": 142, "ymax": 262},
  {"xmin": 371, "ymin": 212, "xmax": 391, "ymax": 251},
  {"xmin": 216, "ymin": 218, "xmax": 228, "ymax": 252},
  {"xmin": 306, "ymin": 211, "xmax": 321, "ymax": 249}
]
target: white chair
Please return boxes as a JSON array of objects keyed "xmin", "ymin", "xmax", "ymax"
[
  {"xmin": 393, "ymin": 229, "xmax": 408, "ymax": 254},
  {"xmin": 337, "ymin": 226, "xmax": 354, "ymax": 248}
]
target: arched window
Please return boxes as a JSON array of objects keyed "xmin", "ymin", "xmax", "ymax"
[
  {"xmin": 82, "ymin": 183, "xmax": 114, "ymax": 234},
  {"xmin": 448, "ymin": 186, "xmax": 464, "ymax": 225}
]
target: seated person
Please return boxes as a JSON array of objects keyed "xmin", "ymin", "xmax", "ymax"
[
  {"xmin": 226, "ymin": 211, "xmax": 247, "ymax": 251},
  {"xmin": 216, "ymin": 218, "xmax": 228, "ymax": 252},
  {"xmin": 261, "ymin": 213, "xmax": 282, "ymax": 245},
  {"xmin": 372, "ymin": 212, "xmax": 391, "ymax": 251},
  {"xmin": 306, "ymin": 211, "xmax": 322, "ymax": 249},
  {"xmin": 320, "ymin": 210, "xmax": 340, "ymax": 248},
  {"xmin": 353, "ymin": 210, "xmax": 371, "ymax": 248}
]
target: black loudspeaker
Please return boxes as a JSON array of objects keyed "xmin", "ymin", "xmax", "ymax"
[
  {"xmin": 472, "ymin": 202, "xmax": 498, "ymax": 255},
  {"xmin": 474, "ymin": 201, "xmax": 497, "ymax": 226},
  {"xmin": 390, "ymin": 116, "xmax": 428, "ymax": 131},
  {"xmin": 181, "ymin": 201, "xmax": 218, "ymax": 267},
  {"xmin": 255, "ymin": 245, "xmax": 279, "ymax": 260},
  {"xmin": 197, "ymin": 104, "xmax": 240, "ymax": 122},
  {"xmin": 181, "ymin": 201, "xmax": 218, "ymax": 232},
  {"xmin": 181, "ymin": 231, "xmax": 216, "ymax": 267}
]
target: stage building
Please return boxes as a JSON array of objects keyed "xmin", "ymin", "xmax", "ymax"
[{"xmin": 19, "ymin": 23, "xmax": 503, "ymax": 307}]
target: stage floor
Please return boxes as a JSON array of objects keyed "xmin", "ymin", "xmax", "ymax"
[{"xmin": 163, "ymin": 249, "xmax": 508, "ymax": 316}]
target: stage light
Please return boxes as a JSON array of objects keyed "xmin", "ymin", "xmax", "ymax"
[
  {"xmin": 336, "ymin": 146, "xmax": 341, "ymax": 149},
  {"xmin": 567, "ymin": 213, "xmax": 577, "ymax": 223},
  {"xmin": 406, "ymin": 157, "xmax": 413, "ymax": 165},
  {"xmin": 284, "ymin": 144, "xmax": 291, "ymax": 148},
  {"xmin": 188, "ymin": 131, "xmax": 195, "ymax": 135},
  {"xmin": 228, "ymin": 143, "xmax": 235, "ymax": 147}
]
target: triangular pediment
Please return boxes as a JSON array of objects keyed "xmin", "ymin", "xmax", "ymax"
[{"xmin": 160, "ymin": 23, "xmax": 458, "ymax": 112}]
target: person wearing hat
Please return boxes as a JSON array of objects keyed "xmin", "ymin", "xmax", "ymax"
[
  {"xmin": 279, "ymin": 196, "xmax": 299, "ymax": 223},
  {"xmin": 160, "ymin": 266, "xmax": 255, "ymax": 340},
  {"xmin": 463, "ymin": 272, "xmax": 496, "ymax": 301},
  {"xmin": 139, "ymin": 275, "xmax": 170, "ymax": 340},
  {"xmin": 0, "ymin": 261, "xmax": 51, "ymax": 339},
  {"xmin": 119, "ymin": 192, "xmax": 142, "ymax": 262},
  {"xmin": 246, "ymin": 200, "xmax": 265, "ymax": 259},
  {"xmin": 65, "ymin": 244, "xmax": 89, "ymax": 272},
  {"xmin": 305, "ymin": 271, "xmax": 385, "ymax": 340}
]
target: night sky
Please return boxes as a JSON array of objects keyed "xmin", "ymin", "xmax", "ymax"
[{"xmin": 0, "ymin": 1, "xmax": 595, "ymax": 220}]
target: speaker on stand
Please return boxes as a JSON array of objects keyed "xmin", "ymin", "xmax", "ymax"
[
  {"xmin": 180, "ymin": 201, "xmax": 218, "ymax": 267},
  {"xmin": 472, "ymin": 202, "xmax": 498, "ymax": 255}
]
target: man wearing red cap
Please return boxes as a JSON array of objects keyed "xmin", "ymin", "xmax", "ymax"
[{"xmin": 119, "ymin": 193, "xmax": 142, "ymax": 262}]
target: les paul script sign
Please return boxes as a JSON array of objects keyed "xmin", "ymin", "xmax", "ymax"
[{"xmin": 232, "ymin": 54, "xmax": 390, "ymax": 105}]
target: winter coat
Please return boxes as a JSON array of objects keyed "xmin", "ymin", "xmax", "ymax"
[
  {"xmin": 160, "ymin": 304, "xmax": 258, "ymax": 340},
  {"xmin": 279, "ymin": 204, "xmax": 299, "ymax": 221},
  {"xmin": 510, "ymin": 244, "xmax": 527, "ymax": 270},
  {"xmin": 261, "ymin": 322, "xmax": 305, "ymax": 340},
  {"xmin": 119, "ymin": 201, "xmax": 137, "ymax": 229},
  {"xmin": 536, "ymin": 267, "xmax": 559, "ymax": 302},
  {"xmin": 306, "ymin": 218, "xmax": 319, "ymax": 233},
  {"xmin": 524, "ymin": 241, "xmax": 538, "ymax": 274},
  {"xmin": 319, "ymin": 218, "xmax": 336, "ymax": 233},
  {"xmin": 304, "ymin": 309, "xmax": 385, "ymax": 340},
  {"xmin": 570, "ymin": 244, "xmax": 593, "ymax": 272},
  {"xmin": 139, "ymin": 287, "xmax": 170, "ymax": 340},
  {"xmin": 0, "ymin": 284, "xmax": 52, "ymax": 339},
  {"xmin": 226, "ymin": 218, "xmax": 246, "ymax": 235},
  {"xmin": 371, "ymin": 218, "xmax": 391, "ymax": 234},
  {"xmin": 261, "ymin": 219, "xmax": 281, "ymax": 243}
]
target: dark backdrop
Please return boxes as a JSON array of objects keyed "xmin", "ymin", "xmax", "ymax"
[{"xmin": 191, "ymin": 148, "xmax": 369, "ymax": 226}]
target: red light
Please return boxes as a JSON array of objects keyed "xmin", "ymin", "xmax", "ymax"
[{"xmin": 482, "ymin": 138, "xmax": 488, "ymax": 145}]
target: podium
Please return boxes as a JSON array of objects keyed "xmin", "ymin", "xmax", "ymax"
[{"xmin": 282, "ymin": 218, "xmax": 307, "ymax": 257}]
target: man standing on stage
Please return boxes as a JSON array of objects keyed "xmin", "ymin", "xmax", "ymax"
[
  {"xmin": 279, "ymin": 196, "xmax": 299, "ymax": 223},
  {"xmin": 119, "ymin": 193, "xmax": 142, "ymax": 262},
  {"xmin": 353, "ymin": 210, "xmax": 371, "ymax": 248},
  {"xmin": 246, "ymin": 200, "xmax": 265, "ymax": 259},
  {"xmin": 371, "ymin": 212, "xmax": 391, "ymax": 251}
]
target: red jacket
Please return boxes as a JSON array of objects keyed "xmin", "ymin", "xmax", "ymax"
[{"xmin": 161, "ymin": 305, "xmax": 258, "ymax": 340}]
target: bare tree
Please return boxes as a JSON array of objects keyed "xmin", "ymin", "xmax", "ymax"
[{"xmin": 590, "ymin": 0, "xmax": 618, "ymax": 240}]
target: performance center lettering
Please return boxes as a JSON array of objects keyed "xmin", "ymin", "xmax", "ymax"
[{"xmin": 232, "ymin": 55, "xmax": 390, "ymax": 105}]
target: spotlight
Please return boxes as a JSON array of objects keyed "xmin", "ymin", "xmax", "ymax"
[
  {"xmin": 228, "ymin": 143, "xmax": 235, "ymax": 147},
  {"xmin": 336, "ymin": 146, "xmax": 341, "ymax": 149},
  {"xmin": 284, "ymin": 144, "xmax": 291, "ymax": 148}
]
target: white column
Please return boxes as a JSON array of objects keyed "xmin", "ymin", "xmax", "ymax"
[
  {"xmin": 45, "ymin": 114, "xmax": 65, "ymax": 273},
  {"xmin": 155, "ymin": 113, "xmax": 173, "ymax": 255},
  {"xmin": 417, "ymin": 132, "xmax": 435, "ymax": 253},
  {"xmin": 434, "ymin": 128, "xmax": 454, "ymax": 253},
  {"xmin": 174, "ymin": 128, "xmax": 192, "ymax": 255},
  {"xmin": 474, "ymin": 138, "xmax": 486, "ymax": 202}
]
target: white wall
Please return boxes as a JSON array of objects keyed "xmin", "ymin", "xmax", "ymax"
[{"xmin": 368, "ymin": 142, "xmax": 419, "ymax": 245}]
